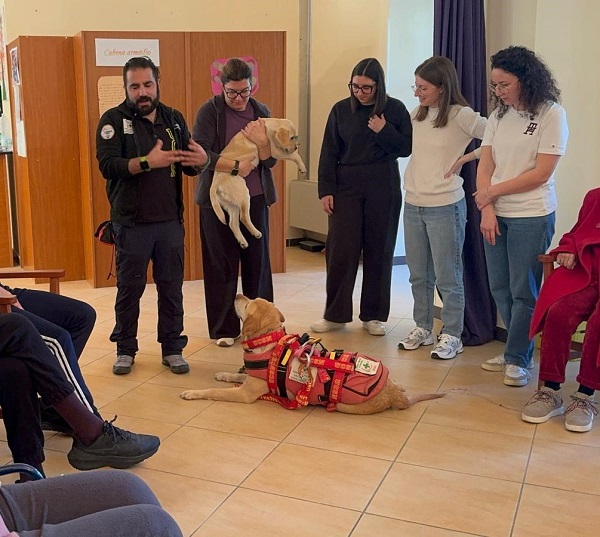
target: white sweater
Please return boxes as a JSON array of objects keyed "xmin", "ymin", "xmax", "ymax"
[{"xmin": 404, "ymin": 105, "xmax": 486, "ymax": 207}]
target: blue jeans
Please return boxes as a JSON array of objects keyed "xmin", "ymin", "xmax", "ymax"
[
  {"xmin": 404, "ymin": 199, "xmax": 467, "ymax": 338},
  {"xmin": 483, "ymin": 213, "xmax": 555, "ymax": 368}
]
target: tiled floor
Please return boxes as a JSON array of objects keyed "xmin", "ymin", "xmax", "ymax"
[{"xmin": 2, "ymin": 247, "xmax": 599, "ymax": 536}]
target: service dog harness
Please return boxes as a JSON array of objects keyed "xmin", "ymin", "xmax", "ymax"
[{"xmin": 242, "ymin": 331, "xmax": 389, "ymax": 411}]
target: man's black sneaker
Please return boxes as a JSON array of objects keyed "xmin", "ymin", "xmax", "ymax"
[
  {"xmin": 67, "ymin": 416, "xmax": 160, "ymax": 471},
  {"xmin": 40, "ymin": 408, "xmax": 75, "ymax": 436}
]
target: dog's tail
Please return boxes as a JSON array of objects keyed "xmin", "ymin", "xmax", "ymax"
[
  {"xmin": 391, "ymin": 382, "xmax": 444, "ymax": 410},
  {"xmin": 209, "ymin": 181, "xmax": 228, "ymax": 224},
  {"xmin": 404, "ymin": 392, "xmax": 444, "ymax": 406}
]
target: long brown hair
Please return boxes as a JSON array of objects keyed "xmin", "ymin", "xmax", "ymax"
[{"xmin": 413, "ymin": 56, "xmax": 469, "ymax": 128}]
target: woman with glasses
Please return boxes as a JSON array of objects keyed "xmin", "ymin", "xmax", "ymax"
[
  {"xmin": 311, "ymin": 58, "xmax": 412, "ymax": 336},
  {"xmin": 476, "ymin": 46, "xmax": 569, "ymax": 386},
  {"xmin": 193, "ymin": 58, "xmax": 276, "ymax": 347},
  {"xmin": 397, "ymin": 56, "xmax": 486, "ymax": 360}
]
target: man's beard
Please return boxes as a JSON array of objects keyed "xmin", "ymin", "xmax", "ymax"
[{"xmin": 127, "ymin": 94, "xmax": 160, "ymax": 116}]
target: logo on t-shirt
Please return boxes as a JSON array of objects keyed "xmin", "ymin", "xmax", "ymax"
[{"xmin": 523, "ymin": 122, "xmax": 538, "ymax": 135}]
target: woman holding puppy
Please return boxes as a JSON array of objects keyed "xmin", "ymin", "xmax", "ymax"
[
  {"xmin": 193, "ymin": 58, "xmax": 277, "ymax": 347},
  {"xmin": 311, "ymin": 58, "xmax": 412, "ymax": 336}
]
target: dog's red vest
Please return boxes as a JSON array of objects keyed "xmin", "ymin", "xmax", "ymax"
[{"xmin": 242, "ymin": 332, "xmax": 389, "ymax": 411}]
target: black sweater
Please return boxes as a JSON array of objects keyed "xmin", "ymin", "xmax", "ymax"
[{"xmin": 318, "ymin": 96, "xmax": 412, "ymax": 198}]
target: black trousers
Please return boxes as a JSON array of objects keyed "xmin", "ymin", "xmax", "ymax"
[
  {"xmin": 111, "ymin": 220, "xmax": 187, "ymax": 357},
  {"xmin": 0, "ymin": 314, "xmax": 76, "ymax": 466},
  {"xmin": 200, "ymin": 194, "xmax": 273, "ymax": 339},
  {"xmin": 324, "ymin": 161, "xmax": 402, "ymax": 323}
]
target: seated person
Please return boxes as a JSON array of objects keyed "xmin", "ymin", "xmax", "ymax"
[
  {"xmin": 522, "ymin": 187, "xmax": 600, "ymax": 432},
  {"xmin": 0, "ymin": 313, "xmax": 160, "ymax": 478},
  {"xmin": 0, "ymin": 282, "xmax": 97, "ymax": 429},
  {"xmin": 0, "ymin": 470, "xmax": 182, "ymax": 537}
]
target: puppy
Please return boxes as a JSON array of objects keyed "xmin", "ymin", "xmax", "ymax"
[
  {"xmin": 180, "ymin": 295, "xmax": 443, "ymax": 415},
  {"xmin": 211, "ymin": 118, "xmax": 306, "ymax": 248}
]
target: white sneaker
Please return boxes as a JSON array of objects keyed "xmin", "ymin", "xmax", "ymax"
[
  {"xmin": 481, "ymin": 354, "xmax": 534, "ymax": 372},
  {"xmin": 503, "ymin": 364, "xmax": 531, "ymax": 387},
  {"xmin": 430, "ymin": 334, "xmax": 463, "ymax": 360},
  {"xmin": 398, "ymin": 327, "xmax": 434, "ymax": 350},
  {"xmin": 363, "ymin": 320, "xmax": 386, "ymax": 336},
  {"xmin": 216, "ymin": 334, "xmax": 241, "ymax": 347},
  {"xmin": 310, "ymin": 318, "xmax": 346, "ymax": 333}
]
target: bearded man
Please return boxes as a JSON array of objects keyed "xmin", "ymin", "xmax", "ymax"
[{"xmin": 96, "ymin": 56, "xmax": 208, "ymax": 376}]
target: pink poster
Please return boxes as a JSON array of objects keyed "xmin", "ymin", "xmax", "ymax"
[{"xmin": 210, "ymin": 56, "xmax": 259, "ymax": 96}]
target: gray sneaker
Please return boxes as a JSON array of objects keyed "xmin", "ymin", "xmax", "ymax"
[
  {"xmin": 430, "ymin": 334, "xmax": 463, "ymax": 360},
  {"xmin": 67, "ymin": 417, "xmax": 160, "ymax": 470},
  {"xmin": 481, "ymin": 354, "xmax": 535, "ymax": 372},
  {"xmin": 522, "ymin": 387, "xmax": 564, "ymax": 423},
  {"xmin": 113, "ymin": 354, "xmax": 134, "ymax": 375},
  {"xmin": 398, "ymin": 327, "xmax": 434, "ymax": 350},
  {"xmin": 162, "ymin": 354, "xmax": 190, "ymax": 374},
  {"xmin": 565, "ymin": 392, "xmax": 598, "ymax": 432}
]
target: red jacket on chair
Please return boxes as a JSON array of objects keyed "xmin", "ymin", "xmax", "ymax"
[{"xmin": 530, "ymin": 187, "xmax": 600, "ymax": 341}]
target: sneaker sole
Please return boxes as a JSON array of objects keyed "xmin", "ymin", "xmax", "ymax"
[
  {"xmin": 398, "ymin": 336, "xmax": 435, "ymax": 351},
  {"xmin": 161, "ymin": 360, "xmax": 190, "ymax": 374},
  {"xmin": 310, "ymin": 325, "xmax": 345, "ymax": 333},
  {"xmin": 565, "ymin": 421, "xmax": 593, "ymax": 433},
  {"xmin": 431, "ymin": 344, "xmax": 464, "ymax": 360},
  {"xmin": 112, "ymin": 367, "xmax": 132, "ymax": 375},
  {"xmin": 67, "ymin": 445, "xmax": 160, "ymax": 471},
  {"xmin": 522, "ymin": 406, "xmax": 564, "ymax": 424}
]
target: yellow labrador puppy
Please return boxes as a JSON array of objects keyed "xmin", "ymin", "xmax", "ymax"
[
  {"xmin": 180, "ymin": 295, "xmax": 443, "ymax": 415},
  {"xmin": 211, "ymin": 118, "xmax": 306, "ymax": 248}
]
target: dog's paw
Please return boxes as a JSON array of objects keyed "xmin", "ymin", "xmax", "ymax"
[
  {"xmin": 252, "ymin": 231, "xmax": 262, "ymax": 239},
  {"xmin": 180, "ymin": 390, "xmax": 200, "ymax": 400},
  {"xmin": 215, "ymin": 372, "xmax": 229, "ymax": 381},
  {"xmin": 239, "ymin": 240, "xmax": 249, "ymax": 249}
]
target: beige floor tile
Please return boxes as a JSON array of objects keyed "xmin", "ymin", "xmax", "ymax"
[
  {"xmin": 143, "ymin": 426, "xmax": 277, "ymax": 485},
  {"xmin": 421, "ymin": 387, "xmax": 535, "ymax": 438},
  {"xmin": 513, "ymin": 484, "xmax": 600, "ymax": 536},
  {"xmin": 526, "ymin": 438, "xmax": 600, "ymax": 495},
  {"xmin": 397, "ymin": 423, "xmax": 531, "ymax": 481},
  {"xmin": 132, "ymin": 467, "xmax": 234, "ymax": 537},
  {"xmin": 368, "ymin": 463, "xmax": 520, "ymax": 537},
  {"xmin": 353, "ymin": 514, "xmax": 475, "ymax": 537},
  {"xmin": 192, "ymin": 488, "xmax": 359, "ymax": 537},
  {"xmin": 284, "ymin": 408, "xmax": 416, "ymax": 459},
  {"xmin": 83, "ymin": 373, "xmax": 142, "ymax": 408},
  {"xmin": 100, "ymin": 383, "xmax": 210, "ymax": 425},
  {"xmin": 242, "ymin": 443, "xmax": 391, "ymax": 511},
  {"xmin": 533, "ymin": 411, "xmax": 600, "ymax": 447},
  {"xmin": 187, "ymin": 399, "xmax": 313, "ymax": 441},
  {"xmin": 147, "ymin": 360, "xmax": 242, "ymax": 390},
  {"xmin": 382, "ymin": 356, "xmax": 451, "ymax": 392}
]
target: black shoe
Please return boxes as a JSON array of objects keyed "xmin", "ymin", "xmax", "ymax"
[
  {"xmin": 67, "ymin": 416, "xmax": 160, "ymax": 471},
  {"xmin": 40, "ymin": 408, "xmax": 75, "ymax": 436}
]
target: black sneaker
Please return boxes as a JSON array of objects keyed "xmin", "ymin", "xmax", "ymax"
[{"xmin": 67, "ymin": 416, "xmax": 160, "ymax": 471}]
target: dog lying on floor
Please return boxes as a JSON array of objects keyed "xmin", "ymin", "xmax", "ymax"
[
  {"xmin": 211, "ymin": 118, "xmax": 306, "ymax": 248},
  {"xmin": 180, "ymin": 295, "xmax": 443, "ymax": 415}
]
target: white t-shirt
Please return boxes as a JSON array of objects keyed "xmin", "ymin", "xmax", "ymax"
[
  {"xmin": 482, "ymin": 101, "xmax": 568, "ymax": 217},
  {"xmin": 404, "ymin": 105, "xmax": 487, "ymax": 207}
]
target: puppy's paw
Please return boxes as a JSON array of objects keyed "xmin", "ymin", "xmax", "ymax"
[
  {"xmin": 215, "ymin": 372, "xmax": 229, "ymax": 381},
  {"xmin": 239, "ymin": 240, "xmax": 249, "ymax": 249},
  {"xmin": 180, "ymin": 390, "xmax": 201, "ymax": 400},
  {"xmin": 252, "ymin": 231, "xmax": 262, "ymax": 239}
]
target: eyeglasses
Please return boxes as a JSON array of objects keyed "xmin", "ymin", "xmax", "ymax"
[
  {"xmin": 411, "ymin": 84, "xmax": 427, "ymax": 95},
  {"xmin": 224, "ymin": 87, "xmax": 251, "ymax": 99},
  {"xmin": 488, "ymin": 81, "xmax": 517, "ymax": 94},
  {"xmin": 348, "ymin": 83, "xmax": 376, "ymax": 95}
]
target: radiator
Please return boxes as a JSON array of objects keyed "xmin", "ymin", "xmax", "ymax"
[{"xmin": 288, "ymin": 180, "xmax": 328, "ymax": 235}]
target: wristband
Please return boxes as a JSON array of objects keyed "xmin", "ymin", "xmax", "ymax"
[{"xmin": 139, "ymin": 156, "xmax": 151, "ymax": 172}]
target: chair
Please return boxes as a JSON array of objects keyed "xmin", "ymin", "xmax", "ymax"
[
  {"xmin": 0, "ymin": 463, "xmax": 44, "ymax": 481},
  {"xmin": 538, "ymin": 254, "xmax": 585, "ymax": 357},
  {"xmin": 0, "ymin": 269, "xmax": 65, "ymax": 313},
  {"xmin": 0, "ymin": 269, "xmax": 65, "ymax": 420}
]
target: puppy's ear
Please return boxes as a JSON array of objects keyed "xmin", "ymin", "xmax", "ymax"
[
  {"xmin": 275, "ymin": 307, "xmax": 285, "ymax": 323},
  {"xmin": 275, "ymin": 127, "xmax": 289, "ymax": 148},
  {"xmin": 241, "ymin": 303, "xmax": 261, "ymax": 337}
]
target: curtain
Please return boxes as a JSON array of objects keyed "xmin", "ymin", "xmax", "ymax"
[{"xmin": 434, "ymin": 0, "xmax": 496, "ymax": 345}]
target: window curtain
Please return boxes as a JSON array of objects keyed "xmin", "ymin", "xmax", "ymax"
[{"xmin": 434, "ymin": 0, "xmax": 496, "ymax": 345}]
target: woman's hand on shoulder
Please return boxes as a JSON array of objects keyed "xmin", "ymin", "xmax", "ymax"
[
  {"xmin": 242, "ymin": 118, "xmax": 269, "ymax": 147},
  {"xmin": 321, "ymin": 195, "xmax": 334, "ymax": 215},
  {"xmin": 368, "ymin": 114, "xmax": 386, "ymax": 133}
]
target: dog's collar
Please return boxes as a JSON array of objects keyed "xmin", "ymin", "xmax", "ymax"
[{"xmin": 242, "ymin": 329, "xmax": 287, "ymax": 351}]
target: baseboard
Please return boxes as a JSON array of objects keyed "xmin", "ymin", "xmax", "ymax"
[{"xmin": 286, "ymin": 238, "xmax": 302, "ymax": 247}]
